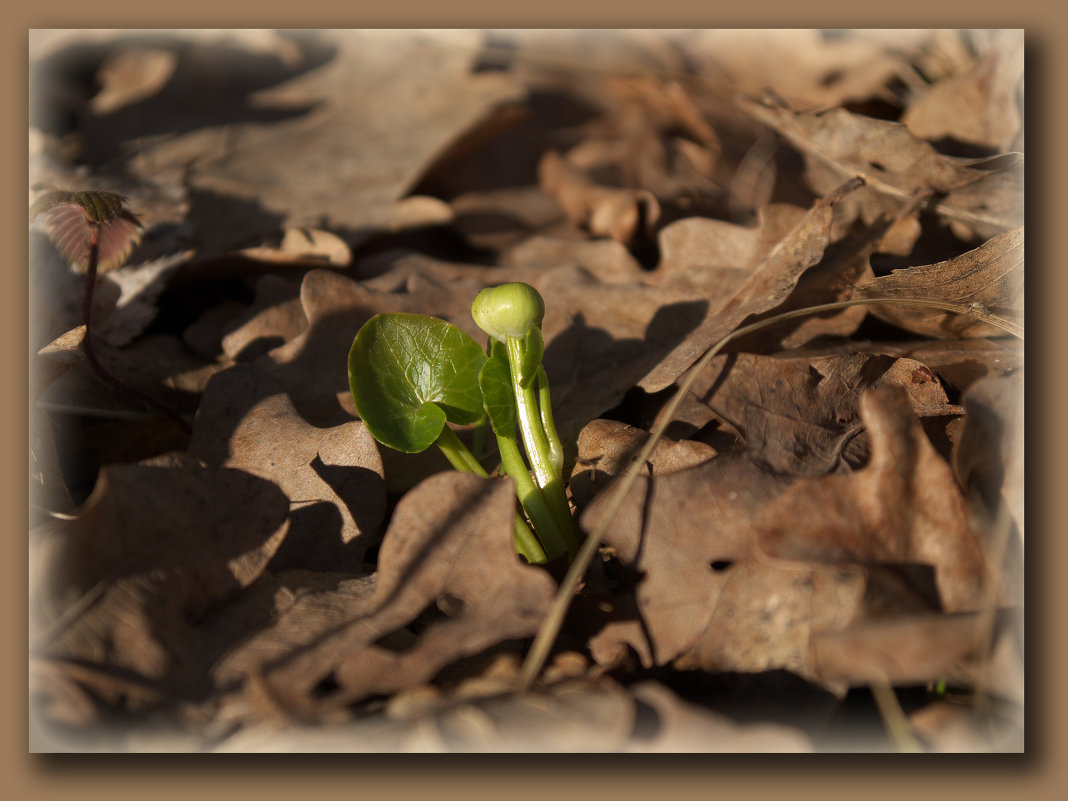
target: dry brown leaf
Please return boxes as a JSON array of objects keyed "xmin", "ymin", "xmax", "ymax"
[
  {"xmin": 754, "ymin": 386, "xmax": 989, "ymax": 613},
  {"xmin": 208, "ymin": 569, "xmax": 378, "ymax": 692},
  {"xmin": 909, "ymin": 699, "xmax": 1023, "ymax": 753},
  {"xmin": 220, "ymin": 275, "xmax": 308, "ymax": 361},
  {"xmin": 772, "ymin": 338, "xmax": 1023, "ymax": 395},
  {"xmin": 902, "ymin": 30, "xmax": 1024, "ymax": 152},
  {"xmin": 662, "ymin": 351, "xmax": 961, "ymax": 478},
  {"xmin": 811, "ymin": 611, "xmax": 1002, "ymax": 686},
  {"xmin": 35, "ymin": 333, "xmax": 223, "ymax": 423},
  {"xmin": 172, "ymin": 31, "xmax": 525, "ymax": 232},
  {"xmin": 450, "ymin": 187, "xmax": 570, "ymax": 252},
  {"xmin": 742, "ymin": 99, "xmax": 1023, "ymax": 240},
  {"xmin": 31, "ymin": 462, "xmax": 291, "ymax": 696},
  {"xmin": 90, "ymin": 44, "xmax": 178, "ymax": 115},
  {"xmin": 855, "ymin": 227, "xmax": 1023, "ymax": 339},
  {"xmin": 639, "ymin": 181, "xmax": 854, "ymax": 393},
  {"xmin": 569, "ymin": 418, "xmax": 717, "ymax": 509},
  {"xmin": 653, "ymin": 203, "xmax": 808, "ymax": 295},
  {"xmin": 580, "ymin": 453, "xmax": 792, "ymax": 666},
  {"xmin": 578, "ymin": 452, "xmax": 937, "ymax": 688},
  {"xmin": 953, "ymin": 373, "xmax": 1024, "ymax": 538},
  {"xmin": 538, "ymin": 149, "xmax": 660, "ymax": 245},
  {"xmin": 189, "ymin": 363, "xmax": 386, "ymax": 571},
  {"xmin": 411, "ymin": 679, "xmax": 635, "ymax": 752},
  {"xmin": 238, "ymin": 228, "xmax": 351, "ymax": 268},
  {"xmin": 679, "ymin": 29, "xmax": 928, "ymax": 110},
  {"xmin": 503, "ymin": 234, "xmax": 647, "ymax": 285},
  {"xmin": 251, "ymin": 472, "xmax": 556, "ymax": 716},
  {"xmin": 529, "ymin": 265, "xmax": 708, "ymax": 443},
  {"xmin": 626, "ymin": 681, "xmax": 811, "ymax": 753}
]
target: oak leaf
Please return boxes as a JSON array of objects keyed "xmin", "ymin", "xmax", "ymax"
[
  {"xmin": 246, "ymin": 472, "xmax": 557, "ymax": 716},
  {"xmin": 189, "ymin": 363, "xmax": 386, "ymax": 572}
]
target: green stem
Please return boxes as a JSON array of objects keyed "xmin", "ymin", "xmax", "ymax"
[
  {"xmin": 511, "ymin": 511, "xmax": 548, "ymax": 565},
  {"xmin": 536, "ymin": 367, "xmax": 564, "ymax": 474},
  {"xmin": 505, "ymin": 338, "xmax": 578, "ymax": 553},
  {"xmin": 496, "ymin": 433, "xmax": 570, "ymax": 561},
  {"xmin": 471, "ymin": 416, "xmax": 488, "ymax": 462},
  {"xmin": 436, "ymin": 426, "xmax": 490, "ymax": 476},
  {"xmin": 435, "ymin": 427, "xmax": 547, "ymax": 565}
]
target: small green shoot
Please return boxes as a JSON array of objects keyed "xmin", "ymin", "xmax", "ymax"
[
  {"xmin": 30, "ymin": 189, "xmax": 191, "ymax": 435},
  {"xmin": 349, "ymin": 308, "xmax": 572, "ymax": 565},
  {"xmin": 472, "ymin": 283, "xmax": 577, "ymax": 557}
]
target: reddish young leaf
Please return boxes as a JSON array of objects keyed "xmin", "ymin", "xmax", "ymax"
[{"xmin": 31, "ymin": 190, "xmax": 142, "ymax": 273}]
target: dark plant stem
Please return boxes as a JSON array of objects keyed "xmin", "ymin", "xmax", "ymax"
[{"xmin": 81, "ymin": 225, "xmax": 192, "ymax": 436}]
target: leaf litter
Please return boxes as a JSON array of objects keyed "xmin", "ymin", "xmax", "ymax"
[{"xmin": 28, "ymin": 29, "xmax": 1024, "ymax": 752}]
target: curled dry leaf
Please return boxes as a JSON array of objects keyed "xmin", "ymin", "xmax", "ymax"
[
  {"xmin": 569, "ymin": 418, "xmax": 717, "ymax": 509},
  {"xmin": 855, "ymin": 227, "xmax": 1024, "ymax": 339},
  {"xmin": 902, "ymin": 30, "xmax": 1024, "ymax": 152},
  {"xmin": 189, "ymin": 363, "xmax": 386, "ymax": 572},
  {"xmin": 220, "ymin": 274, "xmax": 308, "ymax": 362},
  {"xmin": 90, "ymin": 44, "xmax": 178, "ymax": 115},
  {"xmin": 754, "ymin": 386, "xmax": 989, "ymax": 613},
  {"xmin": 741, "ymin": 99, "xmax": 1023, "ymax": 240},
  {"xmin": 538, "ymin": 149, "xmax": 661, "ymax": 245},
  {"xmin": 31, "ymin": 462, "xmax": 291, "ymax": 699},
  {"xmin": 662, "ymin": 351, "xmax": 962, "ymax": 478},
  {"xmin": 246, "ymin": 472, "xmax": 556, "ymax": 717},
  {"xmin": 238, "ymin": 227, "xmax": 352, "ymax": 268},
  {"xmin": 653, "ymin": 203, "xmax": 808, "ymax": 295},
  {"xmin": 639, "ymin": 180, "xmax": 854, "ymax": 393}
]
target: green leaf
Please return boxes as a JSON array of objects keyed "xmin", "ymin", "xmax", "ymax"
[
  {"xmin": 348, "ymin": 313, "xmax": 487, "ymax": 453},
  {"xmin": 478, "ymin": 339, "xmax": 517, "ymax": 438}
]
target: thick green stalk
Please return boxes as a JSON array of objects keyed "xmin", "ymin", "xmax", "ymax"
[
  {"xmin": 436, "ymin": 426, "xmax": 491, "ymax": 476},
  {"xmin": 435, "ymin": 426, "xmax": 547, "ymax": 564},
  {"xmin": 536, "ymin": 367, "xmax": 564, "ymax": 474},
  {"xmin": 505, "ymin": 338, "xmax": 578, "ymax": 553},
  {"xmin": 495, "ymin": 433, "xmax": 570, "ymax": 561}
]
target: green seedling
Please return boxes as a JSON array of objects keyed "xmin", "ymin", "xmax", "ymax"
[
  {"xmin": 348, "ymin": 292, "xmax": 578, "ymax": 565},
  {"xmin": 472, "ymin": 284, "xmax": 577, "ymax": 557},
  {"xmin": 30, "ymin": 189, "xmax": 191, "ymax": 434}
]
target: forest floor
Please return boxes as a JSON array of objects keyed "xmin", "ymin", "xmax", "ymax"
[{"xmin": 28, "ymin": 29, "xmax": 1024, "ymax": 753}]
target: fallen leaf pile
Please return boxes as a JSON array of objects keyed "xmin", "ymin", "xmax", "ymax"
[{"xmin": 29, "ymin": 29, "xmax": 1024, "ymax": 753}]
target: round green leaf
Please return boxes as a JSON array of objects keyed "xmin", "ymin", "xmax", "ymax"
[{"xmin": 348, "ymin": 313, "xmax": 487, "ymax": 453}]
